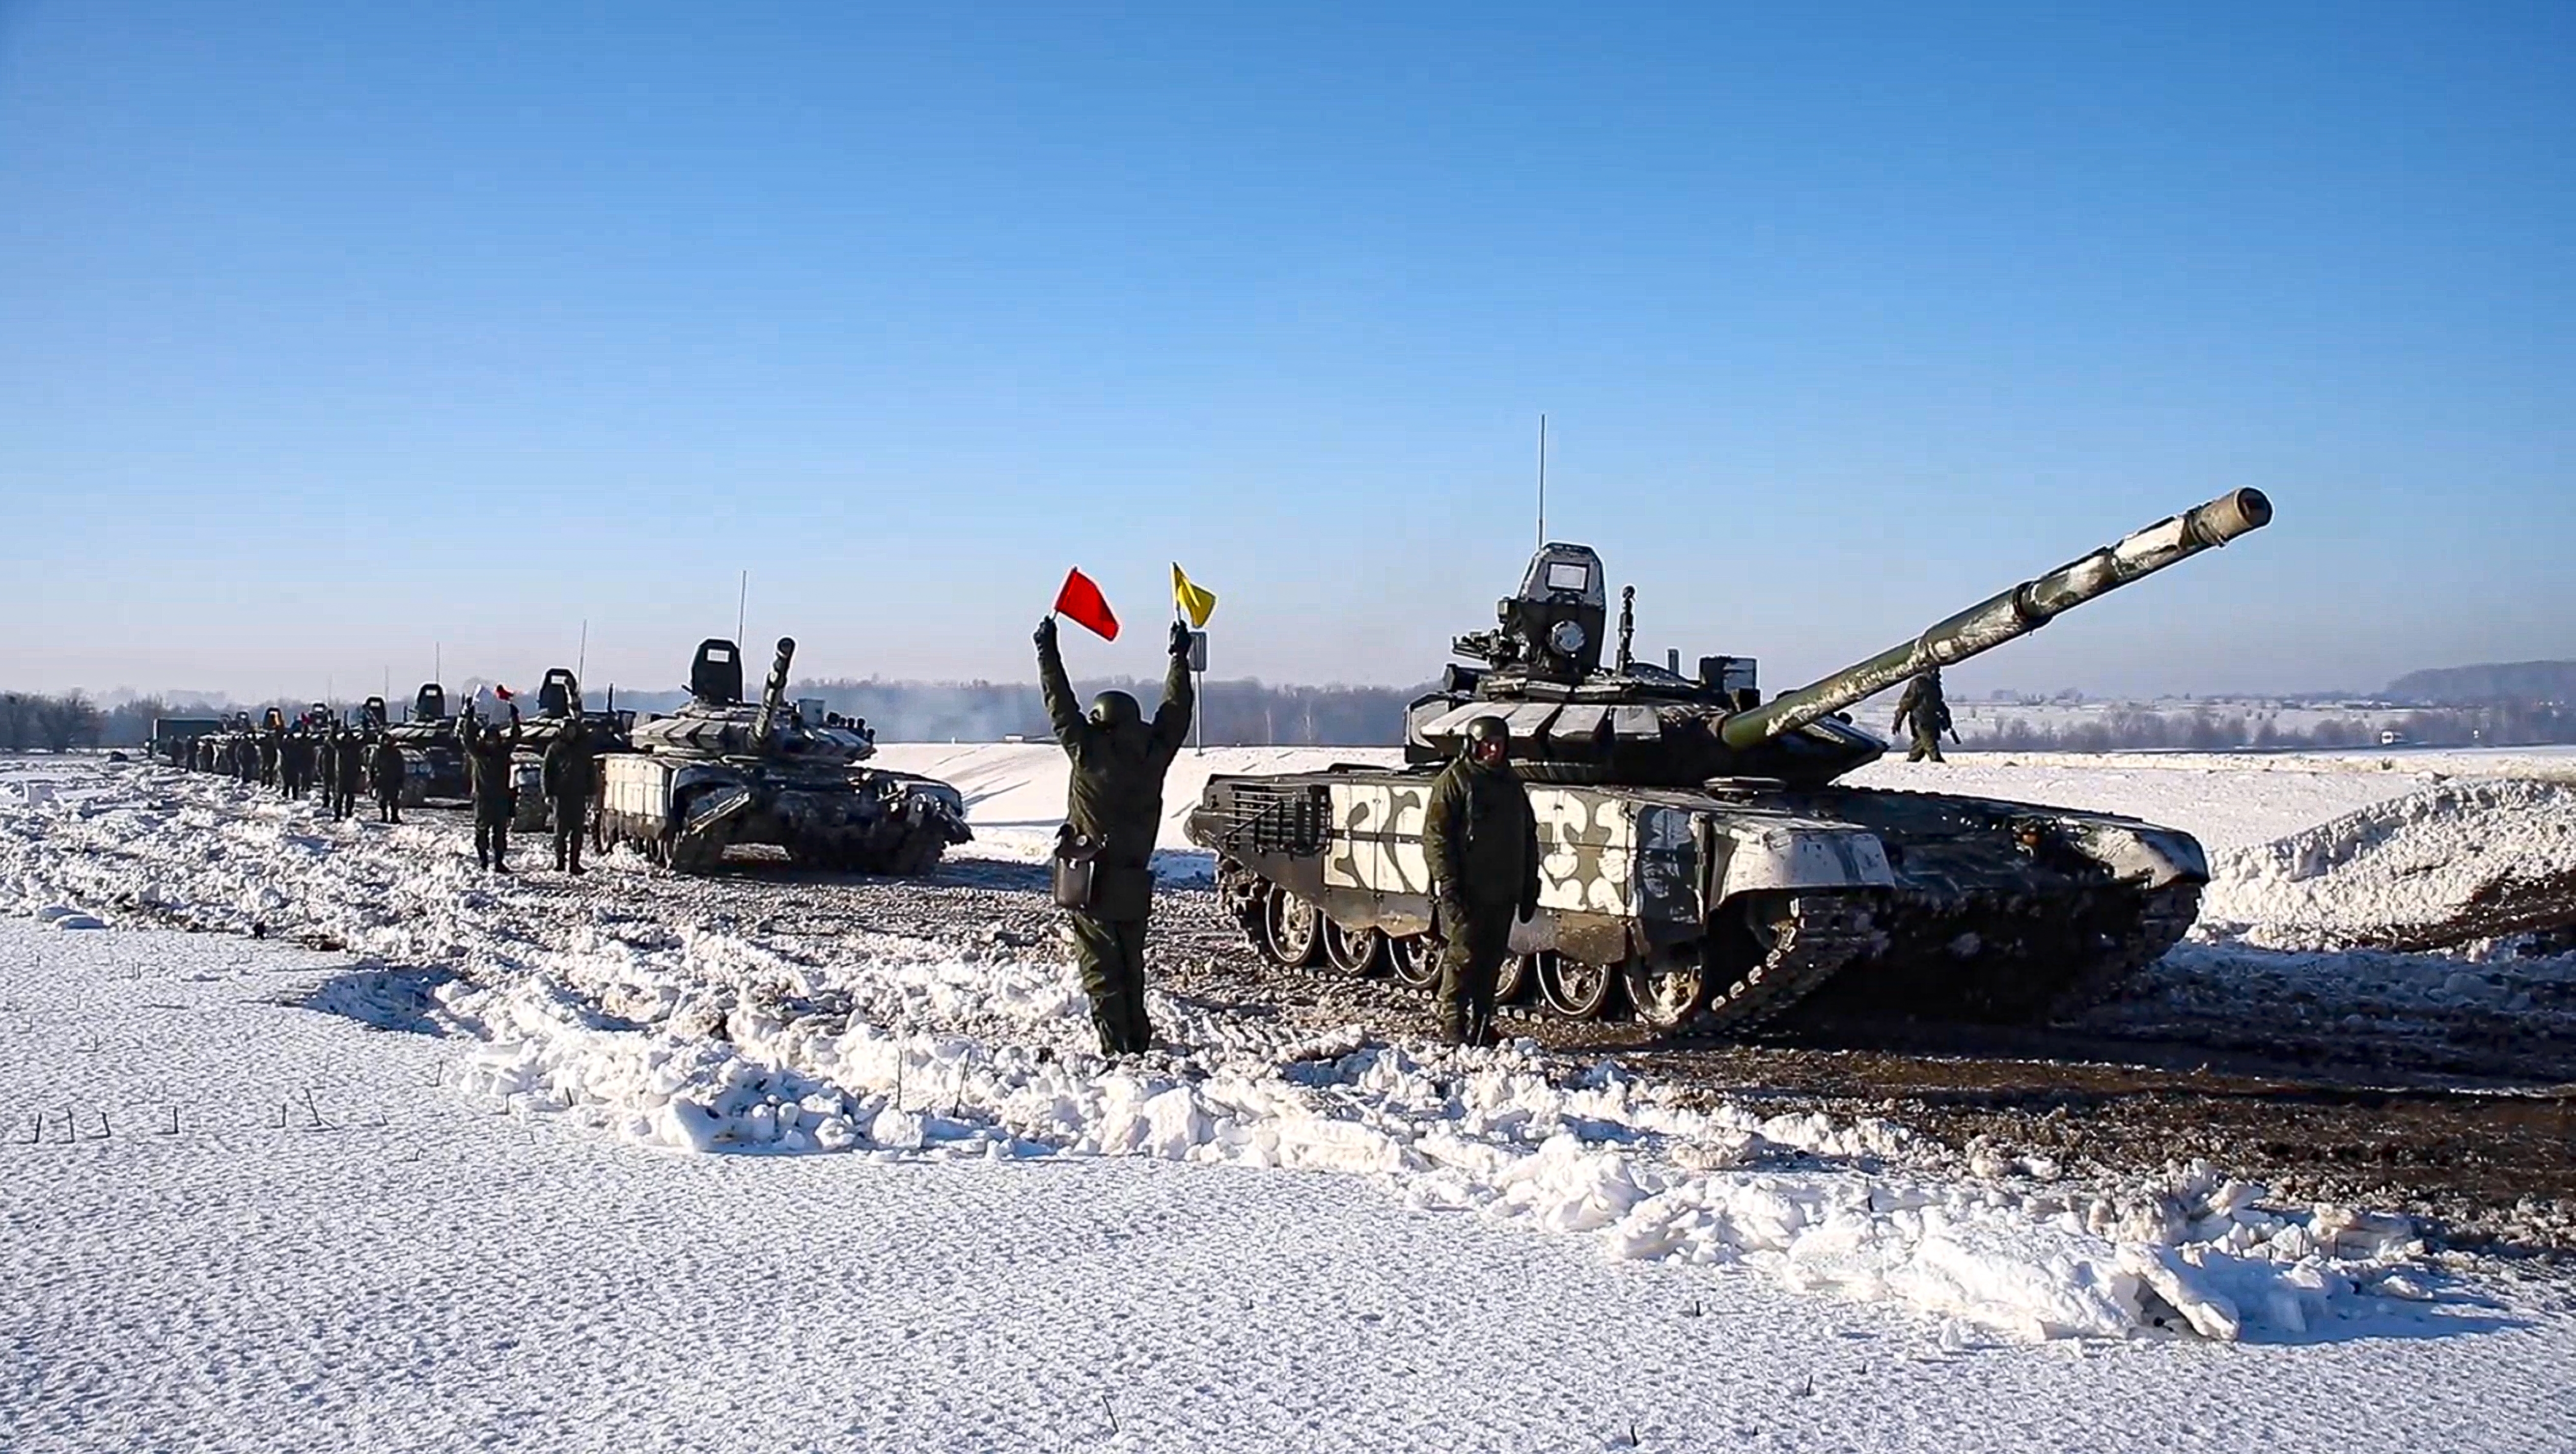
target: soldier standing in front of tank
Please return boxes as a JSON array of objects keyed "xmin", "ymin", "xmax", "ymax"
[
  {"xmin": 541, "ymin": 718, "xmax": 595, "ymax": 875},
  {"xmin": 1892, "ymin": 667, "xmax": 1953, "ymax": 764},
  {"xmin": 1035, "ymin": 614, "xmax": 1195, "ymax": 1056},
  {"xmin": 461, "ymin": 711, "xmax": 521, "ymax": 871},
  {"xmin": 371, "ymin": 735, "xmax": 406, "ymax": 824},
  {"xmin": 1422, "ymin": 715, "xmax": 1541, "ymax": 1049},
  {"xmin": 333, "ymin": 728, "xmax": 367, "ymax": 820}
]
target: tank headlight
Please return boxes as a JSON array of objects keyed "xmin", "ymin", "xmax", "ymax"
[{"xmin": 1548, "ymin": 620, "xmax": 1587, "ymax": 656}]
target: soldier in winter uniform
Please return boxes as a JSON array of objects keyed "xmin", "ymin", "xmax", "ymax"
[
  {"xmin": 1035, "ymin": 614, "xmax": 1194, "ymax": 1055},
  {"xmin": 333, "ymin": 729, "xmax": 366, "ymax": 820},
  {"xmin": 541, "ymin": 719, "xmax": 595, "ymax": 874},
  {"xmin": 460, "ymin": 712, "xmax": 521, "ymax": 871},
  {"xmin": 315, "ymin": 730, "xmax": 338, "ymax": 804},
  {"xmin": 258, "ymin": 731, "xmax": 282, "ymax": 791},
  {"xmin": 1421, "ymin": 714, "xmax": 1541, "ymax": 1048},
  {"xmin": 371, "ymin": 736, "xmax": 406, "ymax": 823},
  {"xmin": 1891, "ymin": 667, "xmax": 1954, "ymax": 764}
]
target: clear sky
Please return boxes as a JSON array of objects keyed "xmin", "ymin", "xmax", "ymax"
[{"xmin": 2, "ymin": 2, "xmax": 2569, "ymax": 706}]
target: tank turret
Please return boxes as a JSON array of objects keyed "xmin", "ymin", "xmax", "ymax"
[{"xmin": 1407, "ymin": 489, "xmax": 2274, "ymax": 786}]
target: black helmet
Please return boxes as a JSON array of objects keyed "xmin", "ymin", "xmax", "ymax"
[
  {"xmin": 1464, "ymin": 714, "xmax": 1510, "ymax": 759},
  {"xmin": 1088, "ymin": 690, "xmax": 1142, "ymax": 731}
]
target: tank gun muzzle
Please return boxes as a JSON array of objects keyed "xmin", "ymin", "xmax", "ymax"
[{"xmin": 1719, "ymin": 489, "xmax": 2274, "ymax": 750}]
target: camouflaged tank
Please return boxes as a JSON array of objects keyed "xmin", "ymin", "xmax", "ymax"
[
  {"xmin": 1186, "ymin": 490, "xmax": 2273, "ymax": 1033},
  {"xmin": 597, "ymin": 636, "xmax": 970, "ymax": 874},
  {"xmin": 381, "ymin": 684, "xmax": 466, "ymax": 805},
  {"xmin": 500, "ymin": 667, "xmax": 635, "ymax": 832}
]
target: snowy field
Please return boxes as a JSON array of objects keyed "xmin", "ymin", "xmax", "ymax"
[{"xmin": 4, "ymin": 750, "xmax": 2576, "ymax": 1449}]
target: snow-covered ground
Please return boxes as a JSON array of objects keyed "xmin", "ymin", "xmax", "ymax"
[
  {"xmin": 8, "ymin": 923, "xmax": 2573, "ymax": 1453},
  {"xmin": 5, "ymin": 751, "xmax": 2576, "ymax": 1449}
]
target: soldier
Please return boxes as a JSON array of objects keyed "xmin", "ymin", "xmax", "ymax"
[
  {"xmin": 1892, "ymin": 667, "xmax": 1954, "ymax": 764},
  {"xmin": 541, "ymin": 718, "xmax": 595, "ymax": 874},
  {"xmin": 461, "ymin": 711, "xmax": 521, "ymax": 871},
  {"xmin": 259, "ymin": 731, "xmax": 282, "ymax": 791},
  {"xmin": 1035, "ymin": 614, "xmax": 1194, "ymax": 1055},
  {"xmin": 283, "ymin": 731, "xmax": 311, "ymax": 800},
  {"xmin": 333, "ymin": 729, "xmax": 366, "ymax": 820},
  {"xmin": 314, "ymin": 729, "xmax": 337, "ymax": 804},
  {"xmin": 371, "ymin": 736, "xmax": 406, "ymax": 823},
  {"xmin": 1421, "ymin": 715, "xmax": 1541, "ymax": 1048}
]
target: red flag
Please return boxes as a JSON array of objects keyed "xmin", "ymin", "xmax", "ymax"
[{"xmin": 1053, "ymin": 567, "xmax": 1120, "ymax": 641}]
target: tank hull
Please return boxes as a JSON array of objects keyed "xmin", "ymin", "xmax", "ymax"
[
  {"xmin": 596, "ymin": 754, "xmax": 970, "ymax": 874},
  {"xmin": 1186, "ymin": 768, "xmax": 2206, "ymax": 1032}
]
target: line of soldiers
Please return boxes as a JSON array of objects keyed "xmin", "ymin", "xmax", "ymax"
[{"xmin": 185, "ymin": 718, "xmax": 409, "ymax": 822}]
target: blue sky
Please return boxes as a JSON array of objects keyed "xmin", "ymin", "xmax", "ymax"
[{"xmin": 2, "ymin": 2, "xmax": 2568, "ymax": 705}]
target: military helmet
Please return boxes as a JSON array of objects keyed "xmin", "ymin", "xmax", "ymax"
[
  {"xmin": 1464, "ymin": 714, "xmax": 1511, "ymax": 760},
  {"xmin": 1088, "ymin": 690, "xmax": 1142, "ymax": 731}
]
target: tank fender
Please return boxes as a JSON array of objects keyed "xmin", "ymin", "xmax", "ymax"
[
  {"xmin": 2067, "ymin": 821, "xmax": 2208, "ymax": 887},
  {"xmin": 1707, "ymin": 822, "xmax": 1897, "ymax": 899}
]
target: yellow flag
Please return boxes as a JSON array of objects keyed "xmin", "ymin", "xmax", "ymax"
[{"xmin": 1171, "ymin": 562, "xmax": 1217, "ymax": 628}]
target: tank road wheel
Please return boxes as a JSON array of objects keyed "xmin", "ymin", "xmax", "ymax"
[
  {"xmin": 1259, "ymin": 888, "xmax": 1325, "ymax": 968},
  {"xmin": 1321, "ymin": 919, "xmax": 1386, "ymax": 976},
  {"xmin": 1495, "ymin": 951, "xmax": 1540, "ymax": 1005},
  {"xmin": 1539, "ymin": 955, "xmax": 1619, "ymax": 1021},
  {"xmin": 1388, "ymin": 935, "xmax": 1439, "ymax": 992},
  {"xmin": 1623, "ymin": 947, "xmax": 1710, "ymax": 1030}
]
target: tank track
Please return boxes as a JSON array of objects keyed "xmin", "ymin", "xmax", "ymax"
[
  {"xmin": 2035, "ymin": 881, "xmax": 2202, "ymax": 1022},
  {"xmin": 1701, "ymin": 893, "xmax": 1886, "ymax": 1036}
]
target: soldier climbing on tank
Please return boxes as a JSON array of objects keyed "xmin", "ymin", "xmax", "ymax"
[
  {"xmin": 1035, "ymin": 613, "xmax": 1195, "ymax": 1056},
  {"xmin": 1422, "ymin": 714, "xmax": 1541, "ymax": 1048},
  {"xmin": 1892, "ymin": 668, "xmax": 1955, "ymax": 763},
  {"xmin": 332, "ymin": 728, "xmax": 366, "ymax": 820},
  {"xmin": 371, "ymin": 735, "xmax": 406, "ymax": 823},
  {"xmin": 461, "ymin": 710, "xmax": 521, "ymax": 871},
  {"xmin": 542, "ymin": 718, "xmax": 595, "ymax": 874}
]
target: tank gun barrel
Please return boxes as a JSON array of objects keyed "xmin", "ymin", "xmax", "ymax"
[
  {"xmin": 752, "ymin": 636, "xmax": 796, "ymax": 744},
  {"xmin": 1719, "ymin": 489, "xmax": 2273, "ymax": 750}
]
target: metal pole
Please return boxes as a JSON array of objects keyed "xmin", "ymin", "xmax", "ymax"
[
  {"xmin": 577, "ymin": 619, "xmax": 588, "ymax": 682},
  {"xmin": 736, "ymin": 571, "xmax": 749, "ymax": 646},
  {"xmin": 1537, "ymin": 413, "xmax": 1546, "ymax": 547}
]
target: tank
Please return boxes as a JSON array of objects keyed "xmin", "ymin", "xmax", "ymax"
[
  {"xmin": 502, "ymin": 667, "xmax": 636, "ymax": 831},
  {"xmin": 381, "ymin": 684, "xmax": 467, "ymax": 804},
  {"xmin": 596, "ymin": 636, "xmax": 971, "ymax": 874},
  {"xmin": 1185, "ymin": 489, "xmax": 2273, "ymax": 1033}
]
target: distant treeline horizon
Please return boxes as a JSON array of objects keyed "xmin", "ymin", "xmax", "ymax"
[{"xmin": 7, "ymin": 656, "xmax": 2571, "ymax": 752}]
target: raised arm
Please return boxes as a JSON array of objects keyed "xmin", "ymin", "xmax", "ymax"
[
  {"xmin": 1149, "ymin": 621, "xmax": 1196, "ymax": 765},
  {"xmin": 1035, "ymin": 616, "xmax": 1085, "ymax": 751}
]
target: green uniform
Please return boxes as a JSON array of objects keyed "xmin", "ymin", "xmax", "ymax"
[
  {"xmin": 333, "ymin": 732, "xmax": 365, "ymax": 819},
  {"xmin": 1037, "ymin": 620, "xmax": 1194, "ymax": 1055},
  {"xmin": 1421, "ymin": 751, "xmax": 1540, "ymax": 1047},
  {"xmin": 1892, "ymin": 673, "xmax": 1952, "ymax": 764},
  {"xmin": 461, "ymin": 717, "xmax": 520, "ymax": 870},
  {"xmin": 541, "ymin": 725, "xmax": 596, "ymax": 873},
  {"xmin": 371, "ymin": 740, "xmax": 405, "ymax": 823}
]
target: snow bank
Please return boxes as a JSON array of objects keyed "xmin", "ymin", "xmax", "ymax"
[
  {"xmin": 0, "ymin": 764, "xmax": 2453, "ymax": 1345},
  {"xmin": 2201, "ymin": 779, "xmax": 2576, "ymax": 950}
]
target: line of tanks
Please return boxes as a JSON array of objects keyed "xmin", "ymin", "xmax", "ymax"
[
  {"xmin": 160, "ymin": 635, "xmax": 973, "ymax": 877},
  {"xmin": 152, "ymin": 487, "xmax": 2275, "ymax": 1040}
]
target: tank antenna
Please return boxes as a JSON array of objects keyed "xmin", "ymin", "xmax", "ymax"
[
  {"xmin": 577, "ymin": 619, "xmax": 588, "ymax": 682},
  {"xmin": 1536, "ymin": 413, "xmax": 1547, "ymax": 547},
  {"xmin": 735, "ymin": 571, "xmax": 749, "ymax": 647},
  {"xmin": 1616, "ymin": 585, "xmax": 1635, "ymax": 671}
]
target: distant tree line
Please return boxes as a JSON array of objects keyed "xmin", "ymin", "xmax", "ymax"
[
  {"xmin": 790, "ymin": 677, "xmax": 1430, "ymax": 746},
  {"xmin": 1970, "ymin": 702, "xmax": 2576, "ymax": 752},
  {"xmin": 2384, "ymin": 659, "xmax": 2576, "ymax": 705},
  {"xmin": 1, "ymin": 692, "xmax": 259, "ymax": 750}
]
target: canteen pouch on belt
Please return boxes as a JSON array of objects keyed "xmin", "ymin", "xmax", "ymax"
[{"xmin": 1051, "ymin": 825, "xmax": 1102, "ymax": 911}]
